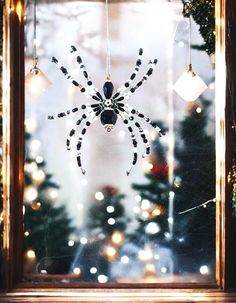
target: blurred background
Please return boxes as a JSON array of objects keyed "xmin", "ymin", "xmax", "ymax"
[{"xmin": 23, "ymin": 0, "xmax": 216, "ymax": 283}]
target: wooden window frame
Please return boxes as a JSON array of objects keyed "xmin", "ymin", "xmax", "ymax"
[{"xmin": 1, "ymin": 0, "xmax": 236, "ymax": 301}]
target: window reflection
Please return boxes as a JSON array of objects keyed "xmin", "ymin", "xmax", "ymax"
[{"xmin": 24, "ymin": 0, "xmax": 215, "ymax": 283}]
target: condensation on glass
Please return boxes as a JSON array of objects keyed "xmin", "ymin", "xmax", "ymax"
[{"xmin": 23, "ymin": 0, "xmax": 216, "ymax": 284}]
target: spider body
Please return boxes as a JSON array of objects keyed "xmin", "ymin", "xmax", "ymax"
[{"xmin": 49, "ymin": 46, "xmax": 164, "ymax": 175}]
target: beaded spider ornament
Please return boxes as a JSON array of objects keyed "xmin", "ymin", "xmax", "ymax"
[{"xmin": 48, "ymin": 46, "xmax": 164, "ymax": 175}]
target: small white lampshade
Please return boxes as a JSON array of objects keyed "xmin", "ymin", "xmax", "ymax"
[
  {"xmin": 173, "ymin": 65, "xmax": 207, "ymax": 102},
  {"xmin": 25, "ymin": 66, "xmax": 51, "ymax": 97}
]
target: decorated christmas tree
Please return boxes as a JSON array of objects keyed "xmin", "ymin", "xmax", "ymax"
[
  {"xmin": 128, "ymin": 128, "xmax": 176, "ymax": 280},
  {"xmin": 23, "ymin": 131, "xmax": 75, "ymax": 275},
  {"xmin": 174, "ymin": 100, "xmax": 215, "ymax": 275},
  {"xmin": 131, "ymin": 138, "xmax": 170, "ymax": 245},
  {"xmin": 183, "ymin": 0, "xmax": 215, "ymax": 55},
  {"xmin": 130, "ymin": 100, "xmax": 215, "ymax": 278},
  {"xmin": 71, "ymin": 186, "xmax": 128, "ymax": 282}
]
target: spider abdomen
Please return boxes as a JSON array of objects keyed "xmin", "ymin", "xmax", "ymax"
[{"xmin": 100, "ymin": 109, "xmax": 118, "ymax": 132}]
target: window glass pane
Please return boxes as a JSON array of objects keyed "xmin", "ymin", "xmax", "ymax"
[{"xmin": 24, "ymin": 0, "xmax": 215, "ymax": 283}]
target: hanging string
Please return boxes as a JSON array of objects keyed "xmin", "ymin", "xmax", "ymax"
[
  {"xmin": 33, "ymin": 0, "xmax": 38, "ymax": 67},
  {"xmin": 105, "ymin": 0, "xmax": 111, "ymax": 79},
  {"xmin": 188, "ymin": 15, "xmax": 192, "ymax": 67}
]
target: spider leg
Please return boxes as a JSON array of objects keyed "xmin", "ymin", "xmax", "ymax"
[
  {"xmin": 114, "ymin": 59, "xmax": 158, "ymax": 103},
  {"xmin": 76, "ymin": 111, "xmax": 102, "ymax": 174},
  {"xmin": 51, "ymin": 57, "xmax": 102, "ymax": 102},
  {"xmin": 118, "ymin": 113, "xmax": 138, "ymax": 176},
  {"xmin": 66, "ymin": 104, "xmax": 103, "ymax": 150},
  {"xmin": 48, "ymin": 103, "xmax": 101, "ymax": 120},
  {"xmin": 117, "ymin": 104, "xmax": 150, "ymax": 157},
  {"xmin": 125, "ymin": 104, "xmax": 165, "ymax": 136},
  {"xmin": 129, "ymin": 115, "xmax": 151, "ymax": 158},
  {"xmin": 70, "ymin": 46, "xmax": 103, "ymax": 101},
  {"xmin": 112, "ymin": 48, "xmax": 143, "ymax": 99}
]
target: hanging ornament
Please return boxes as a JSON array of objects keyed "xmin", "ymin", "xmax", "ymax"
[
  {"xmin": 173, "ymin": 1, "xmax": 207, "ymax": 102},
  {"xmin": 25, "ymin": 0, "xmax": 51, "ymax": 97},
  {"xmin": 48, "ymin": 0, "xmax": 165, "ymax": 176}
]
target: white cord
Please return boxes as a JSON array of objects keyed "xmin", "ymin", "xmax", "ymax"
[
  {"xmin": 105, "ymin": 0, "xmax": 111, "ymax": 79},
  {"xmin": 33, "ymin": 0, "xmax": 38, "ymax": 66},
  {"xmin": 188, "ymin": 16, "xmax": 192, "ymax": 66}
]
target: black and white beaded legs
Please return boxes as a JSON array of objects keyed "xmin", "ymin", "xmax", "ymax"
[
  {"xmin": 49, "ymin": 47, "xmax": 165, "ymax": 175},
  {"xmin": 119, "ymin": 114, "xmax": 138, "ymax": 176},
  {"xmin": 76, "ymin": 115, "xmax": 98, "ymax": 175}
]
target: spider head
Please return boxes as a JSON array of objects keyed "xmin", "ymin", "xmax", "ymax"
[
  {"xmin": 100, "ymin": 109, "xmax": 118, "ymax": 132},
  {"xmin": 103, "ymin": 80, "xmax": 114, "ymax": 99}
]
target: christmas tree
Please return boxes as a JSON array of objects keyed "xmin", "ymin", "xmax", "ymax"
[
  {"xmin": 131, "ymin": 137, "xmax": 170, "ymax": 245},
  {"xmin": 174, "ymin": 101, "xmax": 215, "ymax": 275},
  {"xmin": 71, "ymin": 186, "xmax": 128, "ymax": 282},
  {"xmin": 130, "ymin": 100, "xmax": 215, "ymax": 278},
  {"xmin": 183, "ymin": 0, "xmax": 215, "ymax": 55},
  {"xmin": 128, "ymin": 127, "xmax": 176, "ymax": 280},
  {"xmin": 23, "ymin": 131, "xmax": 75, "ymax": 276}
]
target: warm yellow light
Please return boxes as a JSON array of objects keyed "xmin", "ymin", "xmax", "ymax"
[
  {"xmin": 24, "ymin": 185, "xmax": 38, "ymax": 203},
  {"xmin": 142, "ymin": 159, "xmax": 153, "ymax": 172},
  {"xmin": 25, "ymin": 118, "xmax": 37, "ymax": 133},
  {"xmin": 145, "ymin": 263, "xmax": 156, "ymax": 273},
  {"xmin": 16, "ymin": 1, "xmax": 24, "ymax": 21},
  {"xmin": 26, "ymin": 249, "xmax": 36, "ymax": 259},
  {"xmin": 31, "ymin": 201, "xmax": 41, "ymax": 210},
  {"xmin": 25, "ymin": 66, "xmax": 51, "ymax": 97},
  {"xmin": 152, "ymin": 208, "xmax": 161, "ymax": 217},
  {"xmin": 32, "ymin": 169, "xmax": 45, "ymax": 183},
  {"xmin": 111, "ymin": 231, "xmax": 124, "ymax": 245},
  {"xmin": 25, "ymin": 162, "xmax": 38, "ymax": 174},
  {"xmin": 24, "ymin": 231, "xmax": 30, "ymax": 237},
  {"xmin": 104, "ymin": 245, "xmax": 118, "ymax": 261},
  {"xmin": 106, "ymin": 246, "xmax": 116, "ymax": 257},
  {"xmin": 138, "ymin": 248, "xmax": 153, "ymax": 262},
  {"xmin": 174, "ymin": 65, "xmax": 208, "ymax": 102}
]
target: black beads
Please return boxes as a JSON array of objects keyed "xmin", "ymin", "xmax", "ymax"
[
  {"xmin": 103, "ymin": 81, "xmax": 114, "ymax": 99},
  {"xmin": 100, "ymin": 109, "xmax": 118, "ymax": 126}
]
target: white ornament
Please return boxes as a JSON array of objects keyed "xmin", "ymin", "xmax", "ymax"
[
  {"xmin": 25, "ymin": 66, "xmax": 51, "ymax": 97},
  {"xmin": 174, "ymin": 65, "xmax": 207, "ymax": 102}
]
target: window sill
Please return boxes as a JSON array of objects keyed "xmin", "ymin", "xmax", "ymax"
[{"xmin": 1, "ymin": 289, "xmax": 236, "ymax": 303}]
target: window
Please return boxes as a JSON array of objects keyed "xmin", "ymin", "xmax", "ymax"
[{"xmin": 1, "ymin": 0, "xmax": 236, "ymax": 300}]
